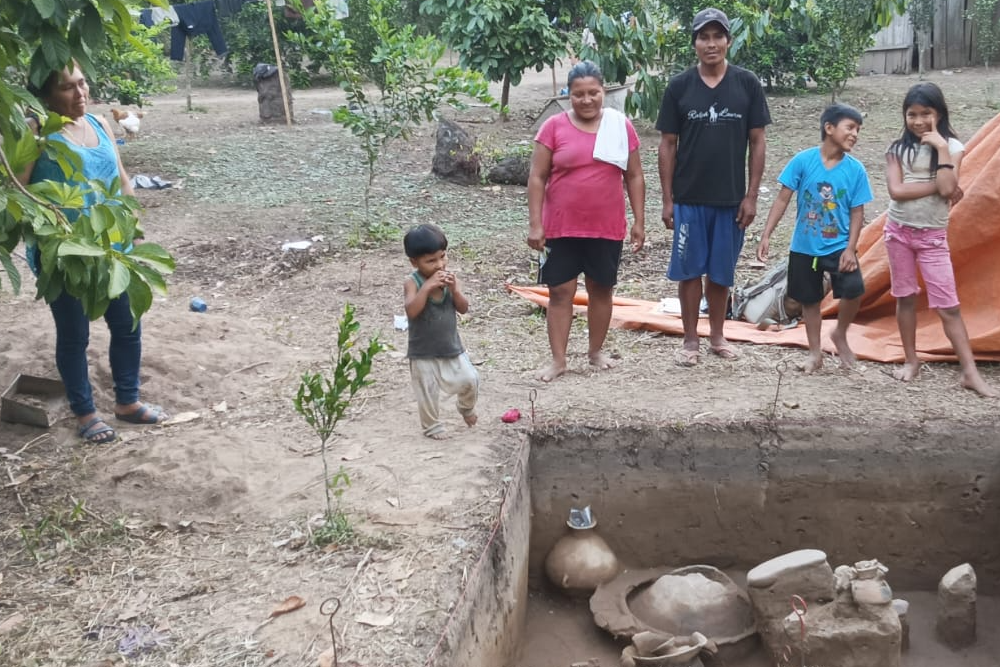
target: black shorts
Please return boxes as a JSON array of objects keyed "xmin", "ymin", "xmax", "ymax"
[
  {"xmin": 787, "ymin": 250, "xmax": 864, "ymax": 305},
  {"xmin": 538, "ymin": 237, "xmax": 623, "ymax": 288}
]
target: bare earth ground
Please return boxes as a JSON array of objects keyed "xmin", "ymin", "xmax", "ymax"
[{"xmin": 2, "ymin": 64, "xmax": 1000, "ymax": 666}]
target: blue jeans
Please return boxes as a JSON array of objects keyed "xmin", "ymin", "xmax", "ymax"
[{"xmin": 49, "ymin": 290, "xmax": 142, "ymax": 416}]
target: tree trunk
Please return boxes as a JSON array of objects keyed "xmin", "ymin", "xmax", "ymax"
[
  {"xmin": 501, "ymin": 73, "xmax": 511, "ymax": 121},
  {"xmin": 917, "ymin": 29, "xmax": 929, "ymax": 78}
]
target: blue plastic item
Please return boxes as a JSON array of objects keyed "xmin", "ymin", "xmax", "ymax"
[{"xmin": 189, "ymin": 297, "xmax": 207, "ymax": 313}]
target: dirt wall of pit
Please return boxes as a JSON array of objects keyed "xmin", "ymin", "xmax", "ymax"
[
  {"xmin": 434, "ymin": 437, "xmax": 530, "ymax": 667},
  {"xmin": 528, "ymin": 421, "xmax": 1000, "ymax": 593}
]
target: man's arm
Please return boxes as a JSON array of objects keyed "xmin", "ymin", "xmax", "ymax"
[
  {"xmin": 658, "ymin": 133, "xmax": 678, "ymax": 229},
  {"xmin": 738, "ymin": 126, "xmax": 767, "ymax": 229}
]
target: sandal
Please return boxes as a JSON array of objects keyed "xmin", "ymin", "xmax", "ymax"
[
  {"xmin": 709, "ymin": 343, "xmax": 740, "ymax": 360},
  {"xmin": 674, "ymin": 348, "xmax": 700, "ymax": 367},
  {"xmin": 79, "ymin": 417, "xmax": 117, "ymax": 444},
  {"xmin": 115, "ymin": 404, "xmax": 168, "ymax": 425}
]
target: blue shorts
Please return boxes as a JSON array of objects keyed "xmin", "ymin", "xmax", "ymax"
[{"xmin": 667, "ymin": 204, "xmax": 744, "ymax": 287}]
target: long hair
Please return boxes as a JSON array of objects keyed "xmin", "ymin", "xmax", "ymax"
[{"xmin": 889, "ymin": 82, "xmax": 958, "ymax": 172}]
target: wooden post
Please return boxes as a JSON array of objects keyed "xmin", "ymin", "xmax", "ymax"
[
  {"xmin": 184, "ymin": 38, "xmax": 193, "ymax": 112},
  {"xmin": 264, "ymin": 0, "xmax": 293, "ymax": 126}
]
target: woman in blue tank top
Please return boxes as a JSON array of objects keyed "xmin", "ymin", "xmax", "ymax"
[{"xmin": 18, "ymin": 63, "xmax": 168, "ymax": 443}]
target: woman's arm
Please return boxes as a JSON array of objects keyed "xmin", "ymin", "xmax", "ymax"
[
  {"xmin": 623, "ymin": 148, "xmax": 645, "ymax": 252},
  {"xmin": 527, "ymin": 142, "xmax": 552, "ymax": 251},
  {"xmin": 97, "ymin": 115, "xmax": 135, "ymax": 197}
]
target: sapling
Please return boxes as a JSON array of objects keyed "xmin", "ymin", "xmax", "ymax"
[{"xmin": 293, "ymin": 303, "xmax": 385, "ymax": 544}]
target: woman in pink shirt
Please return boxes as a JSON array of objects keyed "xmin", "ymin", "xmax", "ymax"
[{"xmin": 527, "ymin": 60, "xmax": 646, "ymax": 382}]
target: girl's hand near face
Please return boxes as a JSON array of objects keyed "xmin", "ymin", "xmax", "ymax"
[{"xmin": 919, "ymin": 117, "xmax": 947, "ymax": 151}]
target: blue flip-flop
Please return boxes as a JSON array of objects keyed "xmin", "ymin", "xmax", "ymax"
[
  {"xmin": 79, "ymin": 417, "xmax": 117, "ymax": 444},
  {"xmin": 115, "ymin": 404, "xmax": 167, "ymax": 424}
]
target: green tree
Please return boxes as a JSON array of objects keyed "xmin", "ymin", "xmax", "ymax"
[
  {"xmin": 968, "ymin": 0, "xmax": 1000, "ymax": 68},
  {"xmin": 0, "ymin": 0, "xmax": 176, "ymax": 320},
  {"xmin": 909, "ymin": 0, "xmax": 935, "ymax": 76},
  {"xmin": 291, "ymin": 0, "xmax": 495, "ymax": 231},
  {"xmin": 294, "ymin": 303, "xmax": 385, "ymax": 544},
  {"xmin": 420, "ymin": 0, "xmax": 566, "ymax": 114}
]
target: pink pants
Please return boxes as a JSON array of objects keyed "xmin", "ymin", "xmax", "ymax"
[{"xmin": 884, "ymin": 220, "xmax": 959, "ymax": 310}]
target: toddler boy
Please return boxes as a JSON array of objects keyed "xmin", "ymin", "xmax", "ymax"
[{"xmin": 403, "ymin": 224, "xmax": 479, "ymax": 438}]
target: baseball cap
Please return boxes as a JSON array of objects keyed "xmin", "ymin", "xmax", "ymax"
[{"xmin": 692, "ymin": 7, "xmax": 730, "ymax": 34}]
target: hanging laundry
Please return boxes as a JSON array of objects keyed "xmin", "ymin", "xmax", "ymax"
[
  {"xmin": 139, "ymin": 6, "xmax": 180, "ymax": 27},
  {"xmin": 170, "ymin": 1, "xmax": 228, "ymax": 61}
]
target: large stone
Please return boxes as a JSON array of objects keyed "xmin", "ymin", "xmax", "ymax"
[
  {"xmin": 936, "ymin": 563, "xmax": 976, "ymax": 648},
  {"xmin": 780, "ymin": 598, "xmax": 901, "ymax": 667},
  {"xmin": 747, "ymin": 549, "xmax": 835, "ymax": 658},
  {"xmin": 432, "ymin": 119, "xmax": 480, "ymax": 185},
  {"xmin": 487, "ymin": 155, "xmax": 530, "ymax": 186}
]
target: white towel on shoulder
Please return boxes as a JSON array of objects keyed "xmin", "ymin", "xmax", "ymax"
[{"xmin": 593, "ymin": 108, "xmax": 629, "ymax": 170}]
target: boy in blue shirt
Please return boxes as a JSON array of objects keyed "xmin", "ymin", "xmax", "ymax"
[{"xmin": 756, "ymin": 103, "xmax": 874, "ymax": 373}]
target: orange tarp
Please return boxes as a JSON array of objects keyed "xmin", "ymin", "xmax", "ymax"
[{"xmin": 508, "ymin": 113, "xmax": 1000, "ymax": 364}]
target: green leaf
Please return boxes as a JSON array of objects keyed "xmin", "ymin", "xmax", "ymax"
[
  {"xmin": 1, "ymin": 250, "xmax": 21, "ymax": 295},
  {"xmin": 125, "ymin": 270, "xmax": 153, "ymax": 321},
  {"xmin": 31, "ymin": 0, "xmax": 57, "ymax": 20},
  {"xmin": 57, "ymin": 238, "xmax": 106, "ymax": 257},
  {"xmin": 108, "ymin": 258, "xmax": 129, "ymax": 298},
  {"xmin": 127, "ymin": 242, "xmax": 176, "ymax": 274}
]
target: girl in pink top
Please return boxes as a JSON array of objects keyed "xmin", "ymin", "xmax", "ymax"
[{"xmin": 527, "ymin": 60, "xmax": 646, "ymax": 382}]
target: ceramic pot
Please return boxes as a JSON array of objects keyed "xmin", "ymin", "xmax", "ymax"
[
  {"xmin": 851, "ymin": 577, "xmax": 892, "ymax": 605},
  {"xmin": 544, "ymin": 521, "xmax": 619, "ymax": 595}
]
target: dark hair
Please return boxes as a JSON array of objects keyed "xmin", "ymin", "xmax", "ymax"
[
  {"xmin": 820, "ymin": 103, "xmax": 864, "ymax": 140},
  {"xmin": 26, "ymin": 61, "xmax": 79, "ymax": 101},
  {"xmin": 567, "ymin": 60, "xmax": 603, "ymax": 89},
  {"xmin": 889, "ymin": 82, "xmax": 958, "ymax": 172},
  {"xmin": 403, "ymin": 223, "xmax": 448, "ymax": 258},
  {"xmin": 26, "ymin": 69, "xmax": 63, "ymax": 100}
]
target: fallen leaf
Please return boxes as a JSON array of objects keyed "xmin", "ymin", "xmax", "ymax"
[
  {"xmin": 212, "ymin": 401, "xmax": 228, "ymax": 413},
  {"xmin": 355, "ymin": 611, "xmax": 395, "ymax": 627},
  {"xmin": 385, "ymin": 497, "xmax": 399, "ymax": 508},
  {"xmin": 340, "ymin": 443, "xmax": 369, "ymax": 461},
  {"xmin": 163, "ymin": 411, "xmax": 200, "ymax": 426},
  {"xmin": 0, "ymin": 612, "xmax": 26, "ymax": 635},
  {"xmin": 269, "ymin": 595, "xmax": 306, "ymax": 618}
]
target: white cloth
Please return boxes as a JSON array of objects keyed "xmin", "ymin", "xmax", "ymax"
[
  {"xmin": 150, "ymin": 6, "xmax": 180, "ymax": 26},
  {"xmin": 593, "ymin": 107, "xmax": 629, "ymax": 170}
]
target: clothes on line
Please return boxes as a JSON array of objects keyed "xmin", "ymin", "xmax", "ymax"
[
  {"xmin": 138, "ymin": 6, "xmax": 180, "ymax": 27},
  {"xmin": 169, "ymin": 1, "xmax": 228, "ymax": 61}
]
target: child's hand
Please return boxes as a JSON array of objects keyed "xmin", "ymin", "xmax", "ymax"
[
  {"xmin": 756, "ymin": 236, "xmax": 770, "ymax": 263},
  {"xmin": 441, "ymin": 271, "xmax": 457, "ymax": 287},
  {"xmin": 919, "ymin": 118, "xmax": 947, "ymax": 150},
  {"xmin": 839, "ymin": 249, "xmax": 858, "ymax": 273}
]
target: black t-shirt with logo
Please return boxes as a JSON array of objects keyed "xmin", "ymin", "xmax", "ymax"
[{"xmin": 656, "ymin": 64, "xmax": 772, "ymax": 207}]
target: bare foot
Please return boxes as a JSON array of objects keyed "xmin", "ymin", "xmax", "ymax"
[
  {"xmin": 830, "ymin": 329, "xmax": 857, "ymax": 368},
  {"xmin": 535, "ymin": 362, "xmax": 567, "ymax": 382},
  {"xmin": 798, "ymin": 353, "xmax": 823, "ymax": 374},
  {"xmin": 892, "ymin": 362, "xmax": 921, "ymax": 382},
  {"xmin": 463, "ymin": 412, "xmax": 478, "ymax": 427},
  {"xmin": 588, "ymin": 351, "xmax": 616, "ymax": 371},
  {"xmin": 960, "ymin": 370, "xmax": 998, "ymax": 398}
]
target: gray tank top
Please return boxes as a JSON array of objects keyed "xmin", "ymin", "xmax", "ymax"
[{"xmin": 407, "ymin": 272, "xmax": 464, "ymax": 358}]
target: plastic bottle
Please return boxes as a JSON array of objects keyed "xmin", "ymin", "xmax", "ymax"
[{"xmin": 189, "ymin": 297, "xmax": 207, "ymax": 313}]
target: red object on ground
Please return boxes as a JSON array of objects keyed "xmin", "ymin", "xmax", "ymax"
[{"xmin": 501, "ymin": 408, "xmax": 521, "ymax": 423}]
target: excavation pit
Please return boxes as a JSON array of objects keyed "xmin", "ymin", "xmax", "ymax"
[{"xmin": 442, "ymin": 421, "xmax": 1000, "ymax": 667}]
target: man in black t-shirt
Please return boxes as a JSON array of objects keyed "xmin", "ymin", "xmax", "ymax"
[{"xmin": 656, "ymin": 7, "xmax": 771, "ymax": 366}]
